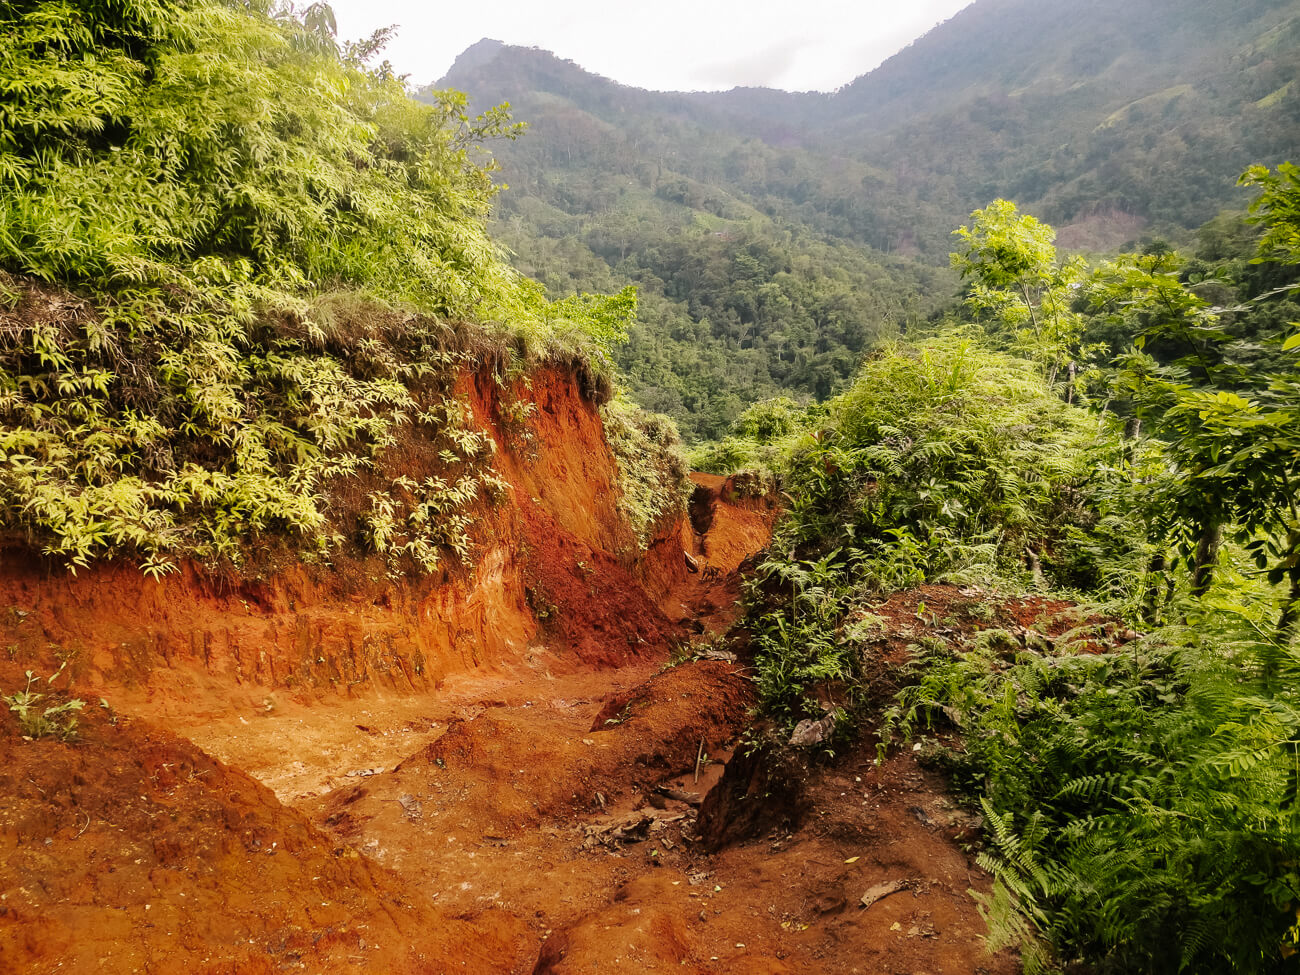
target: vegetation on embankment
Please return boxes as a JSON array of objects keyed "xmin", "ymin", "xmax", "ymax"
[
  {"xmin": 729, "ymin": 165, "xmax": 1300, "ymax": 972},
  {"xmin": 0, "ymin": 0, "xmax": 686, "ymax": 576}
]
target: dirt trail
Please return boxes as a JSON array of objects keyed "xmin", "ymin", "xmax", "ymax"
[{"xmin": 1, "ymin": 474, "xmax": 1018, "ymax": 974}]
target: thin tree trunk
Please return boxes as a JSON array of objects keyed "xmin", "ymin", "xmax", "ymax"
[
  {"xmin": 1019, "ymin": 282, "xmax": 1040, "ymax": 337},
  {"xmin": 1191, "ymin": 522, "xmax": 1223, "ymax": 598},
  {"xmin": 1141, "ymin": 552, "xmax": 1168, "ymax": 625},
  {"xmin": 1123, "ymin": 417, "xmax": 1142, "ymax": 470},
  {"xmin": 1026, "ymin": 546, "xmax": 1045, "ymax": 590}
]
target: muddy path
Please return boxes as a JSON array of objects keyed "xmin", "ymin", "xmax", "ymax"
[{"xmin": 1, "ymin": 478, "xmax": 1017, "ymax": 974}]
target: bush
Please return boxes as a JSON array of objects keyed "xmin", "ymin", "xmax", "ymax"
[
  {"xmin": 602, "ymin": 395, "xmax": 692, "ymax": 546},
  {"xmin": 0, "ymin": 0, "xmax": 635, "ymax": 573},
  {"xmin": 745, "ymin": 333, "xmax": 1101, "ymax": 719},
  {"xmin": 885, "ymin": 591, "xmax": 1300, "ymax": 973}
]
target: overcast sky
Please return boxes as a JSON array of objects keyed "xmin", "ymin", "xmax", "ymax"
[{"xmin": 327, "ymin": 0, "xmax": 975, "ymax": 93}]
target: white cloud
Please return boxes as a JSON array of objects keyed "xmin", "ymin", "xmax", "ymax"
[{"xmin": 327, "ymin": 0, "xmax": 975, "ymax": 92}]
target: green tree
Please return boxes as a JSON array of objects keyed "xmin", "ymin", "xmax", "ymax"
[
  {"xmin": 951, "ymin": 201, "xmax": 1091, "ymax": 395},
  {"xmin": 1088, "ymin": 167, "xmax": 1300, "ymax": 618}
]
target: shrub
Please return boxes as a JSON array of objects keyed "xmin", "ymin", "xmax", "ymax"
[
  {"xmin": 5, "ymin": 667, "xmax": 84, "ymax": 740},
  {"xmin": 602, "ymin": 395, "xmax": 692, "ymax": 547},
  {"xmin": 0, "ymin": 0, "xmax": 635, "ymax": 574},
  {"xmin": 744, "ymin": 334, "xmax": 1101, "ymax": 719}
]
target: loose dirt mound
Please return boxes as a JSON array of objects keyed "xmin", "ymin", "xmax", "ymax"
[
  {"xmin": 319, "ymin": 660, "xmax": 753, "ymax": 835},
  {"xmin": 0, "ymin": 698, "xmax": 521, "ymax": 975}
]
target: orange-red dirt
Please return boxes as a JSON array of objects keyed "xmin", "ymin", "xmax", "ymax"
[
  {"xmin": 0, "ymin": 704, "xmax": 524, "ymax": 974},
  {"xmin": 2, "ymin": 366, "xmax": 1021, "ymax": 974}
]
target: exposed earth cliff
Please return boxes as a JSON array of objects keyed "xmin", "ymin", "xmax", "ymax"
[{"xmin": 1, "ymin": 359, "xmax": 1018, "ymax": 974}]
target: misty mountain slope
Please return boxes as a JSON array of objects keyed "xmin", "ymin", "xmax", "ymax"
[
  {"xmin": 831, "ymin": 0, "xmax": 1294, "ymax": 128},
  {"xmin": 432, "ymin": 43, "xmax": 945, "ymax": 440},
  {"xmin": 441, "ymin": 0, "xmax": 1299, "ymax": 250},
  {"xmin": 826, "ymin": 0, "xmax": 1300, "ymax": 238},
  {"xmin": 421, "ymin": 0, "xmax": 1299, "ymax": 439}
]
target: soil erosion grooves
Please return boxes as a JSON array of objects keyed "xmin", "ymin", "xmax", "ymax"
[{"xmin": 1, "ymin": 400, "xmax": 1016, "ymax": 974}]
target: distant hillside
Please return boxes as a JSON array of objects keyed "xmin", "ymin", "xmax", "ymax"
[
  {"xmin": 429, "ymin": 43, "xmax": 943, "ymax": 439},
  {"xmin": 424, "ymin": 0, "xmax": 1300, "ymax": 438},
  {"xmin": 826, "ymin": 0, "xmax": 1300, "ymax": 243}
]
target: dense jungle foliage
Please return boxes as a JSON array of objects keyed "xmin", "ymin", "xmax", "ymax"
[
  {"xmin": 0, "ymin": 0, "xmax": 682, "ymax": 575},
  {"xmin": 435, "ymin": 0, "xmax": 1300, "ymax": 438},
  {"xmin": 731, "ymin": 165, "xmax": 1300, "ymax": 972}
]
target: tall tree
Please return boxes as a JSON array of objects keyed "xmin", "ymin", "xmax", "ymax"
[{"xmin": 951, "ymin": 201, "xmax": 1089, "ymax": 395}]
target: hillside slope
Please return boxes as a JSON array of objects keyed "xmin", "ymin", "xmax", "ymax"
[
  {"xmin": 428, "ymin": 0, "xmax": 1299, "ymax": 435},
  {"xmin": 828, "ymin": 0, "xmax": 1300, "ymax": 243},
  {"xmin": 0, "ymin": 4, "xmax": 1038, "ymax": 972},
  {"xmin": 444, "ymin": 0, "xmax": 1300, "ymax": 248}
]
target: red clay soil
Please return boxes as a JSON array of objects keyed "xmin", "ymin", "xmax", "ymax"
[
  {"xmin": 514, "ymin": 496, "xmax": 674, "ymax": 668},
  {"xmin": 0, "ymin": 702, "xmax": 523, "ymax": 975},
  {"xmin": 0, "ymin": 363, "xmax": 1034, "ymax": 973},
  {"xmin": 0, "ymin": 518, "xmax": 1028, "ymax": 975},
  {"xmin": 687, "ymin": 473, "xmax": 780, "ymax": 575},
  {"xmin": 462, "ymin": 367, "xmax": 635, "ymax": 562},
  {"xmin": 0, "ymin": 365, "xmax": 674, "ymax": 723},
  {"xmin": 384, "ymin": 659, "xmax": 753, "ymax": 830}
]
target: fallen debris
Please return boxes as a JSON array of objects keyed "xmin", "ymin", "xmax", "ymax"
[
  {"xmin": 859, "ymin": 880, "xmax": 909, "ymax": 910},
  {"xmin": 654, "ymin": 785, "xmax": 702, "ymax": 807},
  {"xmin": 581, "ymin": 809, "xmax": 690, "ymax": 851},
  {"xmin": 398, "ymin": 794, "xmax": 423, "ymax": 820},
  {"xmin": 695, "ymin": 648, "xmax": 737, "ymax": 662},
  {"xmin": 789, "ymin": 713, "xmax": 836, "ymax": 747}
]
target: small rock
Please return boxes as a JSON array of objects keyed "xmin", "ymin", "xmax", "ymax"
[
  {"xmin": 789, "ymin": 713, "xmax": 836, "ymax": 746},
  {"xmin": 812, "ymin": 892, "xmax": 846, "ymax": 915},
  {"xmin": 398, "ymin": 794, "xmax": 423, "ymax": 820},
  {"xmin": 654, "ymin": 785, "xmax": 702, "ymax": 806}
]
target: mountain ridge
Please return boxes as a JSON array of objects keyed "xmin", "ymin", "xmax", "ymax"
[{"xmin": 424, "ymin": 0, "xmax": 1300, "ymax": 439}]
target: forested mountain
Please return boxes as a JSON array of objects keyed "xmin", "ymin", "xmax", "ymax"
[
  {"xmin": 425, "ymin": 0, "xmax": 1300, "ymax": 438},
  {"xmin": 429, "ymin": 42, "xmax": 946, "ymax": 438},
  {"xmin": 826, "ymin": 0, "xmax": 1300, "ymax": 247}
]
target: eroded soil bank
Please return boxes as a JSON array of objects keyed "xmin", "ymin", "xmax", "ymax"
[{"xmin": 1, "ymin": 367, "xmax": 1020, "ymax": 974}]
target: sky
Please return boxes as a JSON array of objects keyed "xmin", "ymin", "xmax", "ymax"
[{"xmin": 327, "ymin": 0, "xmax": 975, "ymax": 93}]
